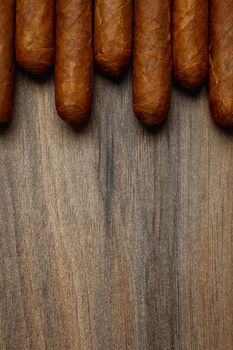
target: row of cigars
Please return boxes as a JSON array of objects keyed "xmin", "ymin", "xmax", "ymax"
[{"xmin": 0, "ymin": 0, "xmax": 232, "ymax": 127}]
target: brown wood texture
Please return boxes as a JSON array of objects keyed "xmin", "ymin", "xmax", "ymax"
[{"xmin": 0, "ymin": 68, "xmax": 233, "ymax": 350}]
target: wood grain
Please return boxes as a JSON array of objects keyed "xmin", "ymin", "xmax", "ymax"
[{"xmin": 0, "ymin": 67, "xmax": 233, "ymax": 349}]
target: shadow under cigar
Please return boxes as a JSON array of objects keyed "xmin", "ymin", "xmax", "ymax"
[
  {"xmin": 70, "ymin": 117, "xmax": 92, "ymax": 134},
  {"xmin": 0, "ymin": 120, "xmax": 12, "ymax": 134},
  {"xmin": 94, "ymin": 59, "xmax": 132, "ymax": 84},
  {"xmin": 16, "ymin": 62, "xmax": 54, "ymax": 84},
  {"xmin": 172, "ymin": 73, "xmax": 207, "ymax": 97}
]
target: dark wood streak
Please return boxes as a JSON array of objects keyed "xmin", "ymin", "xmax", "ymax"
[{"xmin": 0, "ymin": 67, "xmax": 233, "ymax": 349}]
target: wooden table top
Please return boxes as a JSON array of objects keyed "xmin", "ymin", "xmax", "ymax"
[{"xmin": 1, "ymin": 67, "xmax": 232, "ymax": 349}]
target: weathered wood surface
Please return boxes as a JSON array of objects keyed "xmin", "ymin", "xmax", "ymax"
[{"xmin": 0, "ymin": 68, "xmax": 232, "ymax": 349}]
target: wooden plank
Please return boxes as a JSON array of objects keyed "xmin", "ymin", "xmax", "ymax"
[{"xmin": 0, "ymin": 68, "xmax": 232, "ymax": 349}]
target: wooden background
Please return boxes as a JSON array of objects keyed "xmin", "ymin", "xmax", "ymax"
[{"xmin": 0, "ymin": 66, "xmax": 233, "ymax": 350}]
